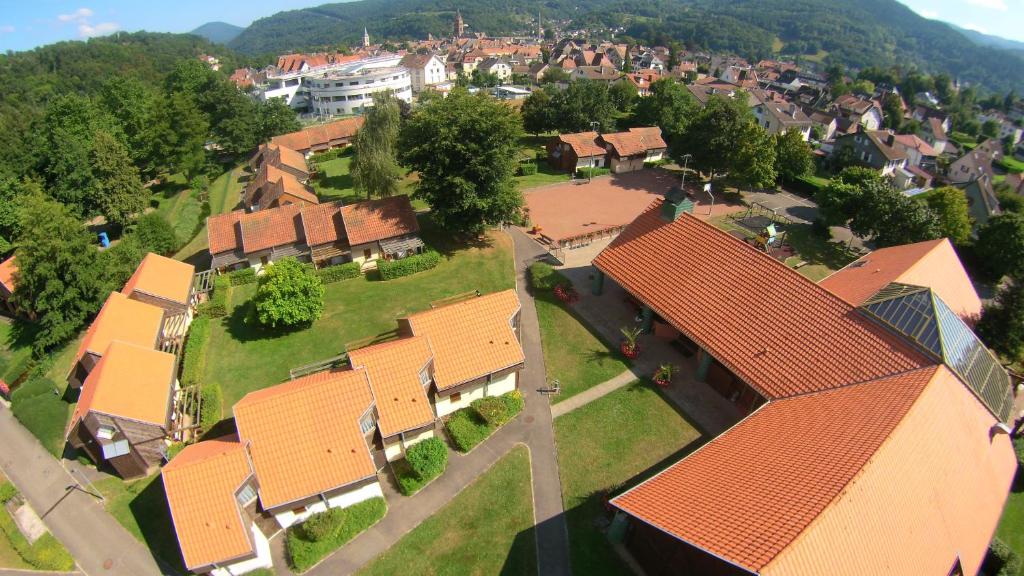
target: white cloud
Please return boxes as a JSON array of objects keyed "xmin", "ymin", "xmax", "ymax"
[
  {"xmin": 0, "ymin": 25, "xmax": 13, "ymax": 34},
  {"xmin": 57, "ymin": 8, "xmax": 93, "ymax": 23},
  {"xmin": 962, "ymin": 22, "xmax": 990, "ymax": 33},
  {"xmin": 78, "ymin": 21, "xmax": 119, "ymax": 38},
  {"xmin": 918, "ymin": 9, "xmax": 938, "ymax": 18},
  {"xmin": 966, "ymin": 0, "xmax": 1008, "ymax": 10}
]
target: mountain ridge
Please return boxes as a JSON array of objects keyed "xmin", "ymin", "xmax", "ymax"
[{"xmin": 190, "ymin": 21, "xmax": 245, "ymax": 45}]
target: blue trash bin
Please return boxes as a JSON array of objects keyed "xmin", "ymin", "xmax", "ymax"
[{"xmin": 98, "ymin": 231, "xmax": 110, "ymax": 248}]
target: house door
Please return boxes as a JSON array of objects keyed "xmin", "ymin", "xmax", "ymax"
[{"xmin": 363, "ymin": 248, "xmax": 372, "ymax": 260}]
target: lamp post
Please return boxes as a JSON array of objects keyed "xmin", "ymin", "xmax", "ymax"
[
  {"xmin": 679, "ymin": 153, "xmax": 692, "ymax": 193},
  {"xmin": 589, "ymin": 121, "xmax": 601, "ymax": 182}
]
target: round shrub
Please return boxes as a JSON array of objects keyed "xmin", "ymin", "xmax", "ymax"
[
  {"xmin": 405, "ymin": 437, "xmax": 448, "ymax": 480},
  {"xmin": 253, "ymin": 257, "xmax": 325, "ymax": 328},
  {"xmin": 135, "ymin": 213, "xmax": 179, "ymax": 255},
  {"xmin": 301, "ymin": 508, "xmax": 345, "ymax": 542}
]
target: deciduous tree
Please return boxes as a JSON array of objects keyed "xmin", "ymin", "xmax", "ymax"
[
  {"xmin": 633, "ymin": 79, "xmax": 695, "ymax": 139},
  {"xmin": 399, "ymin": 88, "xmax": 523, "ymax": 235},
  {"xmin": 976, "ymin": 212, "xmax": 1024, "ymax": 279},
  {"xmin": 253, "ymin": 257, "xmax": 325, "ymax": 328},
  {"xmin": 521, "ymin": 85, "xmax": 557, "ymax": 135},
  {"xmin": 977, "ymin": 277, "xmax": 1024, "ymax": 363},
  {"xmin": 351, "ymin": 93, "xmax": 403, "ymax": 199},
  {"xmin": 134, "ymin": 212, "xmax": 179, "ymax": 255},
  {"xmin": 924, "ymin": 186, "xmax": 972, "ymax": 245},
  {"xmin": 91, "ymin": 131, "xmax": 147, "ymax": 227},
  {"xmin": 672, "ymin": 93, "xmax": 774, "ymax": 186},
  {"xmin": 773, "ymin": 129, "xmax": 813, "ymax": 183}
]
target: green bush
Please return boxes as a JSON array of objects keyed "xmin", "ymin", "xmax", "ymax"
[
  {"xmin": 0, "ymin": 483, "xmax": 16, "ymax": 504},
  {"xmin": 302, "ymin": 508, "xmax": 346, "ymax": 542},
  {"xmin": 286, "ymin": 497, "xmax": 386, "ymax": 572},
  {"xmin": 377, "ymin": 251, "xmax": 442, "ymax": 280},
  {"xmin": 181, "ymin": 317, "xmax": 210, "ymax": 387},
  {"xmin": 199, "ymin": 276, "xmax": 231, "ymax": 318},
  {"xmin": 135, "ymin": 212, "xmax": 179, "ymax": 255},
  {"xmin": 317, "ymin": 261, "xmax": 361, "ymax": 283},
  {"xmin": 444, "ymin": 408, "xmax": 493, "ymax": 453},
  {"xmin": 989, "ymin": 537, "xmax": 1022, "ymax": 576},
  {"xmin": 576, "ymin": 167, "xmax": 610, "ymax": 179},
  {"xmin": 518, "ymin": 163, "xmax": 538, "ymax": 176},
  {"xmin": 405, "ymin": 437, "xmax": 448, "ymax": 480},
  {"xmin": 0, "ymin": 499, "xmax": 75, "ymax": 571},
  {"xmin": 472, "ymin": 396, "xmax": 510, "ymax": 427},
  {"xmin": 1014, "ymin": 435, "xmax": 1024, "ymax": 468},
  {"xmin": 253, "ymin": 257, "xmax": 325, "ymax": 328},
  {"xmin": 165, "ymin": 442, "xmax": 186, "ymax": 461},
  {"xmin": 199, "ymin": 384, "xmax": 222, "ymax": 430},
  {"xmin": 228, "ymin": 267, "xmax": 257, "ymax": 286},
  {"xmin": 501, "ymin": 389, "xmax": 525, "ymax": 415}
]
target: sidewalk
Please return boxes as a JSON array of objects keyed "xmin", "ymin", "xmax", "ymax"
[{"xmin": 0, "ymin": 406, "xmax": 164, "ymax": 576}]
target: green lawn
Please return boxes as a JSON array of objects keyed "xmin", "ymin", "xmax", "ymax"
[
  {"xmin": 359, "ymin": 445, "xmax": 536, "ymax": 576},
  {"xmin": 174, "ymin": 165, "xmax": 246, "ymax": 262},
  {"xmin": 9, "ymin": 335, "xmax": 81, "ymax": 457},
  {"xmin": 515, "ymin": 134, "xmax": 570, "ymax": 191},
  {"xmin": 0, "ymin": 321, "xmax": 37, "ymax": 384},
  {"xmin": 0, "ymin": 476, "xmax": 75, "ymax": 571},
  {"xmin": 205, "ymin": 218, "xmax": 515, "ymax": 408},
  {"xmin": 95, "ymin": 474, "xmax": 185, "ymax": 574},
  {"xmin": 0, "ymin": 474, "xmax": 31, "ymax": 570},
  {"xmin": 311, "ymin": 156, "xmax": 427, "ymax": 210},
  {"xmin": 996, "ymin": 471, "xmax": 1024, "ymax": 576},
  {"xmin": 554, "ymin": 381, "xmax": 704, "ymax": 576},
  {"xmin": 998, "ymin": 156, "xmax": 1024, "ymax": 174},
  {"xmin": 708, "ymin": 216, "xmax": 856, "ymax": 282}
]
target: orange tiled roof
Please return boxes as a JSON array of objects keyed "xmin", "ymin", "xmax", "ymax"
[
  {"xmin": 340, "ymin": 195, "xmax": 420, "ymax": 246},
  {"xmin": 268, "ymin": 143, "xmax": 310, "ymax": 175},
  {"xmin": 555, "ymin": 132, "xmax": 605, "ymax": 158},
  {"xmin": 233, "ymin": 369, "xmax": 376, "ymax": 509},
  {"xmin": 300, "ymin": 201, "xmax": 346, "ymax": 247},
  {"xmin": 612, "ymin": 366, "xmax": 937, "ymax": 571},
  {"xmin": 75, "ymin": 292, "xmax": 165, "ymax": 363},
  {"xmin": 348, "ymin": 337, "xmax": 435, "ymax": 438},
  {"xmin": 69, "ymin": 340, "xmax": 176, "ymax": 432},
  {"xmin": 593, "ymin": 202, "xmax": 929, "ymax": 400},
  {"xmin": 207, "ymin": 210, "xmax": 245, "ymax": 255},
  {"xmin": 239, "ymin": 203, "xmax": 305, "ymax": 253},
  {"xmin": 600, "ymin": 127, "xmax": 667, "ymax": 157},
  {"xmin": 0, "ymin": 255, "xmax": 16, "ymax": 294},
  {"xmin": 270, "ymin": 117, "xmax": 365, "ymax": 153},
  {"xmin": 405, "ymin": 290, "xmax": 523, "ymax": 390},
  {"xmin": 121, "ymin": 253, "xmax": 194, "ymax": 306},
  {"xmin": 162, "ymin": 436, "xmax": 255, "ymax": 571},
  {"xmin": 246, "ymin": 164, "xmax": 318, "ymax": 208},
  {"xmin": 820, "ymin": 238, "xmax": 982, "ymax": 322}
]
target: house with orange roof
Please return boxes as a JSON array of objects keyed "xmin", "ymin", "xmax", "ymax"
[
  {"xmin": 599, "ymin": 127, "xmax": 667, "ymax": 173},
  {"xmin": 233, "ymin": 368, "xmax": 382, "ymax": 528},
  {"xmin": 589, "ymin": 194, "xmax": 1016, "ymax": 574},
  {"xmin": 121, "ymin": 252, "xmax": 196, "ymax": 316},
  {"xmin": 400, "ymin": 289, "xmax": 524, "ymax": 417},
  {"xmin": 162, "ymin": 436, "xmax": 272, "ymax": 576},
  {"xmin": 244, "ymin": 163, "xmax": 319, "ymax": 213},
  {"xmin": 0, "ymin": 255, "xmax": 17, "ymax": 315},
  {"xmin": 207, "ymin": 196, "xmax": 422, "ymax": 273},
  {"xmin": 269, "ymin": 117, "xmax": 365, "ymax": 156},
  {"xmin": 249, "ymin": 142, "xmax": 310, "ymax": 182},
  {"xmin": 547, "ymin": 131, "xmax": 606, "ymax": 173},
  {"xmin": 66, "ymin": 291, "xmax": 167, "ymax": 390},
  {"xmin": 66, "ymin": 341, "xmax": 179, "ymax": 478}
]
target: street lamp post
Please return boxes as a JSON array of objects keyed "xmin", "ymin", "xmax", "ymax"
[
  {"xmin": 588, "ymin": 121, "xmax": 601, "ymax": 183},
  {"xmin": 679, "ymin": 153, "xmax": 692, "ymax": 193}
]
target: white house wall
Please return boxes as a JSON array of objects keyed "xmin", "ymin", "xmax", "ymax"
[
  {"xmin": 435, "ymin": 371, "xmax": 519, "ymax": 417},
  {"xmin": 487, "ymin": 371, "xmax": 518, "ymax": 396},
  {"xmin": 383, "ymin": 428, "xmax": 436, "ymax": 462},
  {"xmin": 272, "ymin": 481, "xmax": 384, "ymax": 528},
  {"xmin": 209, "ymin": 523, "xmax": 273, "ymax": 576}
]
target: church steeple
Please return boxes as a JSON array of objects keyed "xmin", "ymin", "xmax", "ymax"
[
  {"xmin": 362, "ymin": 27, "xmax": 370, "ymax": 48},
  {"xmin": 453, "ymin": 9, "xmax": 464, "ymax": 38}
]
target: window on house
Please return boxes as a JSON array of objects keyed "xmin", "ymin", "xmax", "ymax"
[
  {"xmin": 96, "ymin": 425, "xmax": 115, "ymax": 440},
  {"xmin": 101, "ymin": 439, "xmax": 130, "ymax": 459},
  {"xmin": 291, "ymin": 505, "xmax": 307, "ymax": 515},
  {"xmin": 450, "ymin": 392, "xmax": 462, "ymax": 403},
  {"xmin": 419, "ymin": 368, "xmax": 431, "ymax": 386},
  {"xmin": 236, "ymin": 483, "xmax": 257, "ymax": 506},
  {"xmin": 359, "ymin": 414, "xmax": 374, "ymax": 434}
]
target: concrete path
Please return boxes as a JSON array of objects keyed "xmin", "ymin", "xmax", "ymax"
[
  {"xmin": 550, "ymin": 368, "xmax": 639, "ymax": 418},
  {"xmin": 0, "ymin": 406, "xmax": 165, "ymax": 576},
  {"xmin": 294, "ymin": 228, "xmax": 571, "ymax": 576}
]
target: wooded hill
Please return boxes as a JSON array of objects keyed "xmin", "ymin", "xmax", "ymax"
[{"xmin": 228, "ymin": 0, "xmax": 1024, "ymax": 93}]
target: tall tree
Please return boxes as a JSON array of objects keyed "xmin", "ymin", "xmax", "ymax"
[
  {"xmin": 13, "ymin": 194, "xmax": 104, "ymax": 352},
  {"xmin": 37, "ymin": 95, "xmax": 112, "ymax": 214},
  {"xmin": 258, "ymin": 97, "xmax": 301, "ymax": 141},
  {"xmin": 633, "ymin": 79, "xmax": 695, "ymax": 139},
  {"xmin": 351, "ymin": 93, "xmax": 403, "ymax": 199},
  {"xmin": 521, "ymin": 85, "xmax": 557, "ymax": 135},
  {"xmin": 881, "ymin": 93, "xmax": 903, "ymax": 132},
  {"xmin": 551, "ymin": 80, "xmax": 616, "ymax": 133},
  {"xmin": 98, "ymin": 77, "xmax": 156, "ymax": 176},
  {"xmin": 91, "ymin": 131, "xmax": 148, "ymax": 227},
  {"xmin": 609, "ymin": 80, "xmax": 639, "ymax": 114},
  {"xmin": 848, "ymin": 178, "xmax": 941, "ymax": 247},
  {"xmin": 773, "ymin": 129, "xmax": 813, "ymax": 183},
  {"xmin": 672, "ymin": 93, "xmax": 774, "ymax": 186},
  {"xmin": 399, "ymin": 88, "xmax": 523, "ymax": 235},
  {"xmin": 148, "ymin": 93, "xmax": 209, "ymax": 180},
  {"xmin": 924, "ymin": 186, "xmax": 972, "ymax": 246},
  {"xmin": 977, "ymin": 277, "xmax": 1024, "ymax": 363},
  {"xmin": 976, "ymin": 212, "xmax": 1024, "ymax": 279}
]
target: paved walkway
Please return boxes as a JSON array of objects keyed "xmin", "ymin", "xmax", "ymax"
[
  {"xmin": 290, "ymin": 228, "xmax": 571, "ymax": 576},
  {"xmin": 550, "ymin": 368, "xmax": 639, "ymax": 418},
  {"xmin": 0, "ymin": 406, "xmax": 164, "ymax": 576}
]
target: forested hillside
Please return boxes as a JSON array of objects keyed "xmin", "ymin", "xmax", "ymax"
[
  {"xmin": 229, "ymin": 0, "xmax": 1024, "ymax": 93},
  {"xmin": 190, "ymin": 21, "xmax": 246, "ymax": 45}
]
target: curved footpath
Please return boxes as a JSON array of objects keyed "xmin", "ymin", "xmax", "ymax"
[{"xmin": 0, "ymin": 406, "xmax": 165, "ymax": 576}]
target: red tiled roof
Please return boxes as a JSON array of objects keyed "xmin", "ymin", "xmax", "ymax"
[
  {"xmin": 0, "ymin": 255, "xmax": 16, "ymax": 294},
  {"xmin": 600, "ymin": 127, "xmax": 666, "ymax": 157},
  {"xmin": 300, "ymin": 201, "xmax": 346, "ymax": 247},
  {"xmin": 240, "ymin": 203, "xmax": 305, "ymax": 253},
  {"xmin": 554, "ymin": 132, "xmax": 605, "ymax": 158},
  {"xmin": 207, "ymin": 210, "xmax": 245, "ymax": 255},
  {"xmin": 592, "ymin": 201, "xmax": 929, "ymax": 399},
  {"xmin": 270, "ymin": 117, "xmax": 365, "ymax": 153},
  {"xmin": 340, "ymin": 195, "xmax": 420, "ymax": 246}
]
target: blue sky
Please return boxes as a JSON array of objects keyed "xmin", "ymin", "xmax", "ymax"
[{"xmin": 0, "ymin": 0, "xmax": 1021, "ymax": 52}]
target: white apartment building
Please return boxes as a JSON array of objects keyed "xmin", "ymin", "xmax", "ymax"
[
  {"xmin": 399, "ymin": 53, "xmax": 447, "ymax": 92},
  {"xmin": 259, "ymin": 55, "xmax": 411, "ymax": 114}
]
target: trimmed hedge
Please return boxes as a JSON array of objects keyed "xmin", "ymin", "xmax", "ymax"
[
  {"xmin": 0, "ymin": 484, "xmax": 75, "ymax": 571},
  {"xmin": 302, "ymin": 508, "xmax": 346, "ymax": 542},
  {"xmin": 377, "ymin": 251, "xmax": 441, "ymax": 281},
  {"xmin": 199, "ymin": 276, "xmax": 230, "ymax": 318},
  {"xmin": 181, "ymin": 317, "xmax": 210, "ymax": 387},
  {"xmin": 518, "ymin": 163, "xmax": 538, "ymax": 176},
  {"xmin": 576, "ymin": 167, "xmax": 610, "ymax": 179},
  {"xmin": 199, "ymin": 384, "xmax": 223, "ymax": 430},
  {"xmin": 1015, "ymin": 435, "xmax": 1024, "ymax": 468},
  {"xmin": 286, "ymin": 497, "xmax": 387, "ymax": 572},
  {"xmin": 471, "ymin": 391, "xmax": 523, "ymax": 427},
  {"xmin": 317, "ymin": 261, "xmax": 361, "ymax": 283},
  {"xmin": 445, "ymin": 392, "xmax": 524, "ymax": 453},
  {"xmin": 228, "ymin": 267, "xmax": 257, "ymax": 286}
]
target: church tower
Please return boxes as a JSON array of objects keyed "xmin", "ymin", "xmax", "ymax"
[
  {"xmin": 454, "ymin": 10, "xmax": 464, "ymax": 38},
  {"xmin": 362, "ymin": 27, "xmax": 370, "ymax": 48}
]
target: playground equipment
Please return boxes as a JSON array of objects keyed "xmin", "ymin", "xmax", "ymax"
[{"xmin": 731, "ymin": 202, "xmax": 792, "ymax": 255}]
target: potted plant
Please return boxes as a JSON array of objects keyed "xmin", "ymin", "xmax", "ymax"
[
  {"xmin": 653, "ymin": 363, "xmax": 675, "ymax": 387},
  {"xmin": 620, "ymin": 326, "xmax": 642, "ymax": 359}
]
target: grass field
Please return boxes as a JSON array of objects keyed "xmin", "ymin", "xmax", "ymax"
[
  {"xmin": 174, "ymin": 165, "xmax": 247, "ymax": 263},
  {"xmin": 516, "ymin": 134, "xmax": 570, "ymax": 191},
  {"xmin": 359, "ymin": 445, "xmax": 536, "ymax": 576},
  {"xmin": 311, "ymin": 156, "xmax": 427, "ymax": 210},
  {"xmin": 9, "ymin": 335, "xmax": 82, "ymax": 457},
  {"xmin": 0, "ymin": 473, "xmax": 31, "ymax": 570},
  {"xmin": 0, "ymin": 321, "xmax": 37, "ymax": 384},
  {"xmin": 554, "ymin": 381, "xmax": 704, "ymax": 576},
  {"xmin": 996, "ymin": 471, "xmax": 1024, "ymax": 576},
  {"xmin": 95, "ymin": 474, "xmax": 185, "ymax": 573},
  {"xmin": 205, "ymin": 217, "xmax": 516, "ymax": 408}
]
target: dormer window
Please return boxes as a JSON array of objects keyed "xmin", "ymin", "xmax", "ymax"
[
  {"xmin": 236, "ymin": 483, "xmax": 258, "ymax": 506},
  {"xmin": 419, "ymin": 367, "xmax": 431, "ymax": 387}
]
